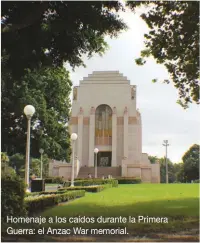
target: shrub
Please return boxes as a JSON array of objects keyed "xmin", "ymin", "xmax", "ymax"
[
  {"xmin": 9, "ymin": 153, "xmax": 25, "ymax": 174},
  {"xmin": 193, "ymin": 179, "xmax": 200, "ymax": 183},
  {"xmin": 67, "ymin": 179, "xmax": 118, "ymax": 187},
  {"xmin": 1, "ymin": 174, "xmax": 27, "ymax": 222},
  {"xmin": 59, "ymin": 185, "xmax": 111, "ymax": 193},
  {"xmin": 25, "ymin": 190, "xmax": 85, "ymax": 215},
  {"xmin": 1, "ymin": 152, "xmax": 9, "ymax": 171},
  {"xmin": 25, "ymin": 190, "xmax": 69, "ymax": 197},
  {"xmin": 117, "ymin": 178, "xmax": 142, "ymax": 184},
  {"xmin": 62, "ymin": 181, "xmax": 71, "ymax": 187},
  {"xmin": 1, "ymin": 152, "xmax": 16, "ymax": 177},
  {"xmin": 44, "ymin": 177, "xmax": 64, "ymax": 184}
]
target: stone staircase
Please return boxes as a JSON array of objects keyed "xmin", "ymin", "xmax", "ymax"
[{"xmin": 77, "ymin": 166, "xmax": 121, "ymax": 179}]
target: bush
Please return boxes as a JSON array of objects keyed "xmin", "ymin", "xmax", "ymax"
[
  {"xmin": 25, "ymin": 190, "xmax": 69, "ymax": 197},
  {"xmin": 62, "ymin": 181, "xmax": 71, "ymax": 187},
  {"xmin": 1, "ymin": 174, "xmax": 27, "ymax": 222},
  {"xmin": 9, "ymin": 153, "xmax": 25, "ymax": 174},
  {"xmin": 59, "ymin": 185, "xmax": 111, "ymax": 193},
  {"xmin": 25, "ymin": 190, "xmax": 85, "ymax": 215},
  {"xmin": 117, "ymin": 178, "xmax": 142, "ymax": 184},
  {"xmin": 193, "ymin": 179, "xmax": 200, "ymax": 183},
  {"xmin": 1, "ymin": 152, "xmax": 16, "ymax": 177},
  {"xmin": 65, "ymin": 179, "xmax": 118, "ymax": 187},
  {"xmin": 44, "ymin": 177, "xmax": 64, "ymax": 184}
]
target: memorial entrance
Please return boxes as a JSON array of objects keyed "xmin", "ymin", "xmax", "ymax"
[{"xmin": 95, "ymin": 151, "xmax": 112, "ymax": 167}]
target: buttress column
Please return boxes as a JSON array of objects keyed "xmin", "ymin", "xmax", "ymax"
[
  {"xmin": 112, "ymin": 107, "xmax": 117, "ymax": 166},
  {"xmin": 123, "ymin": 107, "xmax": 128, "ymax": 158},
  {"xmin": 89, "ymin": 106, "xmax": 95, "ymax": 167},
  {"xmin": 77, "ymin": 107, "xmax": 83, "ymax": 164}
]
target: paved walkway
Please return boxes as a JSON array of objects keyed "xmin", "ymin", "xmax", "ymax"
[{"xmin": 45, "ymin": 184, "xmax": 58, "ymax": 192}]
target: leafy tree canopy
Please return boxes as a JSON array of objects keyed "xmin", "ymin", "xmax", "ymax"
[
  {"xmin": 9, "ymin": 153, "xmax": 25, "ymax": 173},
  {"xmin": 5, "ymin": 153, "xmax": 50, "ymax": 179},
  {"xmin": 182, "ymin": 144, "xmax": 199, "ymax": 182},
  {"xmin": 2, "ymin": 67, "xmax": 72, "ymax": 160},
  {"xmin": 1, "ymin": 152, "xmax": 16, "ymax": 176},
  {"xmin": 2, "ymin": 1, "xmax": 127, "ymax": 78},
  {"xmin": 127, "ymin": 1, "xmax": 199, "ymax": 107},
  {"xmin": 2, "ymin": 1, "xmax": 199, "ymax": 108},
  {"xmin": 149, "ymin": 155, "xmax": 185, "ymax": 183},
  {"xmin": 1, "ymin": 152, "xmax": 9, "ymax": 163},
  {"xmin": 148, "ymin": 155, "xmax": 158, "ymax": 164}
]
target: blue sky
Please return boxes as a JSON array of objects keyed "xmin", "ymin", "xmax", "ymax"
[{"xmin": 64, "ymin": 7, "xmax": 199, "ymax": 163}]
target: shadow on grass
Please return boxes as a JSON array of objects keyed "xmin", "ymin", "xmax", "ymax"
[
  {"xmin": 42, "ymin": 196, "xmax": 199, "ymax": 218},
  {"xmin": 39, "ymin": 197, "xmax": 199, "ymax": 232},
  {"xmin": 2, "ymin": 197, "xmax": 199, "ymax": 242}
]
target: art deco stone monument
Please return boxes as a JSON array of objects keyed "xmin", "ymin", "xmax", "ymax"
[{"xmin": 69, "ymin": 71, "xmax": 160, "ymax": 183}]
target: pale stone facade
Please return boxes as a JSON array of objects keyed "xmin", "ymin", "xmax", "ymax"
[{"xmin": 49, "ymin": 71, "xmax": 160, "ymax": 183}]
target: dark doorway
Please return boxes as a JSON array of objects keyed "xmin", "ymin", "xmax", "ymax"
[{"xmin": 94, "ymin": 151, "xmax": 112, "ymax": 167}]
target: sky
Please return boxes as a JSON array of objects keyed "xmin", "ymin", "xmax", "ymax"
[{"xmin": 64, "ymin": 7, "xmax": 199, "ymax": 163}]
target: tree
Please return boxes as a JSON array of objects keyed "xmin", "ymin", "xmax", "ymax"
[
  {"xmin": 2, "ymin": 67, "xmax": 72, "ymax": 160},
  {"xmin": 182, "ymin": 144, "xmax": 199, "ymax": 182},
  {"xmin": 175, "ymin": 163, "xmax": 185, "ymax": 183},
  {"xmin": 148, "ymin": 155, "xmax": 158, "ymax": 164},
  {"xmin": 30, "ymin": 158, "xmax": 41, "ymax": 177},
  {"xmin": 8, "ymin": 153, "xmax": 50, "ymax": 178},
  {"xmin": 30, "ymin": 156, "xmax": 50, "ymax": 178},
  {"xmin": 159, "ymin": 157, "xmax": 176, "ymax": 183},
  {"xmin": 1, "ymin": 1, "xmax": 130, "ymax": 161},
  {"xmin": 1, "ymin": 152, "xmax": 16, "ymax": 176},
  {"xmin": 2, "ymin": 1, "xmax": 127, "ymax": 78},
  {"xmin": 9, "ymin": 153, "xmax": 25, "ymax": 174},
  {"xmin": 152, "ymin": 157, "xmax": 181, "ymax": 183},
  {"xmin": 1, "ymin": 152, "xmax": 9, "ymax": 172},
  {"xmin": 127, "ymin": 1, "xmax": 199, "ymax": 108}
]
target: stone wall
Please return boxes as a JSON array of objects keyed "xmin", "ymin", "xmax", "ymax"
[
  {"xmin": 49, "ymin": 160, "xmax": 81, "ymax": 180},
  {"xmin": 151, "ymin": 163, "xmax": 160, "ymax": 183}
]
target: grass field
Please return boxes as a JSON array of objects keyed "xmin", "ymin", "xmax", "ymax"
[{"xmin": 40, "ymin": 184, "xmax": 199, "ymax": 241}]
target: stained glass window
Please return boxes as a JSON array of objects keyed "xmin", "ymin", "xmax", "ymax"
[{"xmin": 95, "ymin": 105, "xmax": 112, "ymax": 138}]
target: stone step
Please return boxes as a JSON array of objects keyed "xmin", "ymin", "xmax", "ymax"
[{"xmin": 77, "ymin": 166, "xmax": 121, "ymax": 178}]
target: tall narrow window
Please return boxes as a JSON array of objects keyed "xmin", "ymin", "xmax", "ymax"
[{"xmin": 95, "ymin": 104, "xmax": 112, "ymax": 145}]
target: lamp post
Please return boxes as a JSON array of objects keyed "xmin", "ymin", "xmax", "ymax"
[
  {"xmin": 71, "ymin": 133, "xmax": 78, "ymax": 187},
  {"xmin": 39, "ymin": 148, "xmax": 44, "ymax": 179},
  {"xmin": 163, "ymin": 140, "xmax": 169, "ymax": 184},
  {"xmin": 94, "ymin": 148, "xmax": 99, "ymax": 178},
  {"xmin": 24, "ymin": 105, "xmax": 35, "ymax": 192}
]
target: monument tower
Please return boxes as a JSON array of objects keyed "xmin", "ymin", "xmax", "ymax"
[{"xmin": 69, "ymin": 71, "xmax": 160, "ymax": 183}]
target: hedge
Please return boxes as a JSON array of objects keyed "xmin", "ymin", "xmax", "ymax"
[
  {"xmin": 117, "ymin": 178, "xmax": 141, "ymax": 184},
  {"xmin": 25, "ymin": 190, "xmax": 68, "ymax": 197},
  {"xmin": 25, "ymin": 190, "xmax": 85, "ymax": 215},
  {"xmin": 44, "ymin": 177, "xmax": 64, "ymax": 184},
  {"xmin": 64, "ymin": 179, "xmax": 118, "ymax": 187},
  {"xmin": 1, "ymin": 174, "xmax": 27, "ymax": 222},
  {"xmin": 59, "ymin": 184, "xmax": 111, "ymax": 193},
  {"xmin": 62, "ymin": 181, "xmax": 71, "ymax": 187}
]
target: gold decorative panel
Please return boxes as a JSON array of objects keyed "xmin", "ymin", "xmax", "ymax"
[
  {"xmin": 129, "ymin": 117, "xmax": 137, "ymax": 124},
  {"xmin": 83, "ymin": 117, "xmax": 89, "ymax": 125},
  {"xmin": 70, "ymin": 117, "xmax": 78, "ymax": 125}
]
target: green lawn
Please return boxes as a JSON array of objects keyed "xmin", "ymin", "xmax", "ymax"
[
  {"xmin": 41, "ymin": 184, "xmax": 199, "ymax": 237},
  {"xmin": 3, "ymin": 184, "xmax": 198, "ymax": 242}
]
